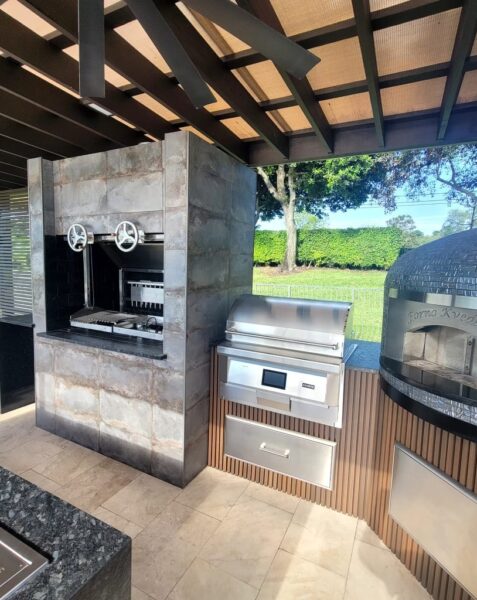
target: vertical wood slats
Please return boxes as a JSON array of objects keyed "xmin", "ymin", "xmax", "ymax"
[{"xmin": 208, "ymin": 349, "xmax": 477, "ymax": 600}]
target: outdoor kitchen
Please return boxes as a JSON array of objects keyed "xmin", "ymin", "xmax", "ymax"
[{"xmin": 0, "ymin": 0, "xmax": 476, "ymax": 598}]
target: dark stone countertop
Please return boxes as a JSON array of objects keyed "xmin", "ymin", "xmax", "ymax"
[
  {"xmin": 0, "ymin": 313, "xmax": 34, "ymax": 328},
  {"xmin": 0, "ymin": 467, "xmax": 130, "ymax": 599},
  {"xmin": 38, "ymin": 328, "xmax": 166, "ymax": 361},
  {"xmin": 346, "ymin": 340, "xmax": 380, "ymax": 372}
]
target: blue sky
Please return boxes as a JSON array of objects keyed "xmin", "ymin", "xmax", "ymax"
[{"xmin": 259, "ymin": 183, "xmax": 455, "ymax": 235}]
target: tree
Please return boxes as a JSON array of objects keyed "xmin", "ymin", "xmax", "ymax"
[
  {"xmin": 294, "ymin": 211, "xmax": 329, "ymax": 230},
  {"xmin": 385, "ymin": 214, "xmax": 424, "ymax": 248},
  {"xmin": 256, "ymin": 157, "xmax": 386, "ymax": 271},
  {"xmin": 438, "ymin": 208, "xmax": 473, "ymax": 237},
  {"xmin": 376, "ymin": 144, "xmax": 477, "ymax": 225}
]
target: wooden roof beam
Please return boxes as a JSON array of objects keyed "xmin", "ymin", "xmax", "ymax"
[
  {"xmin": 437, "ymin": 0, "xmax": 477, "ymax": 140},
  {"xmin": 21, "ymin": 0, "xmax": 248, "ymax": 162},
  {"xmin": 237, "ymin": 0, "xmax": 333, "ymax": 153},
  {"xmin": 155, "ymin": 1, "xmax": 289, "ymax": 158},
  {"xmin": 0, "ymin": 58, "xmax": 145, "ymax": 147},
  {"xmin": 352, "ymin": 0, "xmax": 385, "ymax": 147},
  {"xmin": 0, "ymin": 11, "xmax": 175, "ymax": 140}
]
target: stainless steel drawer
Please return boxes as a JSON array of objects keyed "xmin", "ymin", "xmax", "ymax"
[{"xmin": 224, "ymin": 415, "xmax": 336, "ymax": 489}]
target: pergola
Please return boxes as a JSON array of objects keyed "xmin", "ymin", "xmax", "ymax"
[{"xmin": 0, "ymin": 0, "xmax": 476, "ymax": 190}]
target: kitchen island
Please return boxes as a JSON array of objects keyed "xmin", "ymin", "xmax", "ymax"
[{"xmin": 0, "ymin": 467, "xmax": 130, "ymax": 599}]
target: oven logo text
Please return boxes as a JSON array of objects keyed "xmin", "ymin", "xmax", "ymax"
[{"xmin": 408, "ymin": 306, "xmax": 477, "ymax": 328}]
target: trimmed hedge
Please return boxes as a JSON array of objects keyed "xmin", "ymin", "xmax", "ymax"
[{"xmin": 254, "ymin": 227, "xmax": 404, "ymax": 270}]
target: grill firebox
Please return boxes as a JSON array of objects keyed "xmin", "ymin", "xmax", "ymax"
[{"xmin": 380, "ymin": 230, "xmax": 477, "ymax": 439}]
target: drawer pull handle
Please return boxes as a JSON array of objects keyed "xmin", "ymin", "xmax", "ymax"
[{"xmin": 259, "ymin": 442, "xmax": 290, "ymax": 459}]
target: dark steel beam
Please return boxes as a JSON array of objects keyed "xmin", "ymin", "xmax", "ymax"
[
  {"xmin": 78, "ymin": 0, "xmax": 105, "ymax": 98},
  {"xmin": 21, "ymin": 0, "xmax": 248, "ymax": 162},
  {"xmin": 0, "ymin": 115, "xmax": 83, "ymax": 157},
  {"xmin": 0, "ymin": 169, "xmax": 27, "ymax": 184},
  {"xmin": 237, "ymin": 0, "xmax": 333, "ymax": 153},
  {"xmin": 125, "ymin": 0, "xmax": 214, "ymax": 108},
  {"xmin": 247, "ymin": 102, "xmax": 477, "ymax": 166},
  {"xmin": 352, "ymin": 0, "xmax": 385, "ymax": 146},
  {"xmin": 0, "ymin": 137, "xmax": 58, "ymax": 160},
  {"xmin": 0, "ymin": 10, "xmax": 175, "ymax": 139},
  {"xmin": 224, "ymin": 0, "xmax": 463, "ymax": 69},
  {"xmin": 155, "ymin": 0, "xmax": 290, "ymax": 158},
  {"xmin": 0, "ymin": 151, "xmax": 27, "ymax": 170},
  {"xmin": 0, "ymin": 89, "xmax": 118, "ymax": 153},
  {"xmin": 0, "ymin": 58, "xmax": 145, "ymax": 146},
  {"xmin": 437, "ymin": 0, "xmax": 477, "ymax": 139}
]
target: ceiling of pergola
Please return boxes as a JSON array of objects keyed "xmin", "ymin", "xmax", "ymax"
[{"xmin": 0, "ymin": 0, "xmax": 476, "ymax": 190}]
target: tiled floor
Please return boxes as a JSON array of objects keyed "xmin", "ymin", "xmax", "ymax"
[{"xmin": 0, "ymin": 405, "xmax": 432, "ymax": 600}]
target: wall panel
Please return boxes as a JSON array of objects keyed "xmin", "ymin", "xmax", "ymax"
[{"xmin": 208, "ymin": 349, "xmax": 477, "ymax": 600}]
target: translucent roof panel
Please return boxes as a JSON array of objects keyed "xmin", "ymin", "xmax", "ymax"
[
  {"xmin": 381, "ymin": 79, "xmax": 446, "ymax": 116},
  {"xmin": 233, "ymin": 61, "xmax": 291, "ymax": 102},
  {"xmin": 270, "ymin": 107, "xmax": 312, "ymax": 132},
  {"xmin": 221, "ymin": 117, "xmax": 258, "ymax": 139},
  {"xmin": 370, "ymin": 0, "xmax": 410, "ymax": 10},
  {"xmin": 0, "ymin": 0, "xmax": 56, "ymax": 36},
  {"xmin": 134, "ymin": 94, "xmax": 179, "ymax": 122},
  {"xmin": 270, "ymin": 0, "xmax": 354, "ymax": 37},
  {"xmin": 374, "ymin": 9, "xmax": 461, "ymax": 76},
  {"xmin": 307, "ymin": 38, "xmax": 365, "ymax": 91},
  {"xmin": 457, "ymin": 71, "xmax": 477, "ymax": 105},
  {"xmin": 319, "ymin": 92, "xmax": 373, "ymax": 125},
  {"xmin": 115, "ymin": 20, "xmax": 170, "ymax": 74},
  {"xmin": 62, "ymin": 45, "xmax": 131, "ymax": 88}
]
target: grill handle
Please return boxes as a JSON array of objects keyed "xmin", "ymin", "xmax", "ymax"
[
  {"xmin": 226, "ymin": 329, "xmax": 339, "ymax": 351},
  {"xmin": 259, "ymin": 442, "xmax": 290, "ymax": 459}
]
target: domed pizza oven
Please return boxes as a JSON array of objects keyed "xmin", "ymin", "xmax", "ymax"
[{"xmin": 380, "ymin": 229, "xmax": 477, "ymax": 440}]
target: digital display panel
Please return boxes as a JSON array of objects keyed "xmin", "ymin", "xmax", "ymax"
[{"xmin": 261, "ymin": 369, "xmax": 287, "ymax": 390}]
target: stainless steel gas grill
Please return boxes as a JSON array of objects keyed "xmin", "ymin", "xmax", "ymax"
[{"xmin": 217, "ymin": 294, "xmax": 355, "ymax": 428}]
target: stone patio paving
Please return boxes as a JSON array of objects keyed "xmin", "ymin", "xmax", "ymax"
[{"xmin": 0, "ymin": 405, "xmax": 431, "ymax": 600}]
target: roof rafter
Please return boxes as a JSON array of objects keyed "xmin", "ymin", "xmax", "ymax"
[
  {"xmin": 21, "ymin": 0, "xmax": 248, "ymax": 162},
  {"xmin": 236, "ymin": 0, "xmax": 333, "ymax": 153},
  {"xmin": 0, "ymin": 10, "xmax": 175, "ymax": 140},
  {"xmin": 437, "ymin": 0, "xmax": 477, "ymax": 140},
  {"xmin": 155, "ymin": 0, "xmax": 289, "ymax": 158},
  {"xmin": 0, "ymin": 88, "xmax": 118, "ymax": 153},
  {"xmin": 0, "ymin": 115, "xmax": 82, "ymax": 157},
  {"xmin": 0, "ymin": 136, "xmax": 58, "ymax": 161},
  {"xmin": 352, "ymin": 0, "xmax": 385, "ymax": 147},
  {"xmin": 0, "ymin": 58, "xmax": 145, "ymax": 147},
  {"xmin": 0, "ymin": 151, "xmax": 27, "ymax": 170}
]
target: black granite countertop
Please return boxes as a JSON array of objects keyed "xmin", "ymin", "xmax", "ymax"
[
  {"xmin": 0, "ymin": 314, "xmax": 34, "ymax": 328},
  {"xmin": 0, "ymin": 467, "xmax": 130, "ymax": 599},
  {"xmin": 38, "ymin": 328, "xmax": 166, "ymax": 361},
  {"xmin": 346, "ymin": 340, "xmax": 380, "ymax": 372}
]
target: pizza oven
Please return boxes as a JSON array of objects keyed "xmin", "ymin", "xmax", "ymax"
[{"xmin": 380, "ymin": 229, "xmax": 477, "ymax": 439}]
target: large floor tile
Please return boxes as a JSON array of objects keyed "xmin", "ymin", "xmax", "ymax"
[
  {"xmin": 55, "ymin": 459, "xmax": 140, "ymax": 513},
  {"xmin": 133, "ymin": 501, "xmax": 220, "ymax": 600},
  {"xmin": 132, "ymin": 586, "xmax": 153, "ymax": 600},
  {"xmin": 103, "ymin": 472, "xmax": 179, "ymax": 527},
  {"xmin": 93, "ymin": 506, "xmax": 143, "ymax": 539},
  {"xmin": 33, "ymin": 442, "xmax": 106, "ymax": 485},
  {"xmin": 281, "ymin": 501, "xmax": 357, "ymax": 577},
  {"xmin": 0, "ymin": 436, "xmax": 65, "ymax": 474},
  {"xmin": 355, "ymin": 520, "xmax": 388, "ymax": 550},
  {"xmin": 240, "ymin": 481, "xmax": 299, "ymax": 514},
  {"xmin": 344, "ymin": 540, "xmax": 431, "ymax": 600},
  {"xmin": 169, "ymin": 558, "xmax": 258, "ymax": 600},
  {"xmin": 175, "ymin": 466, "xmax": 249, "ymax": 520},
  {"xmin": 258, "ymin": 549, "xmax": 346, "ymax": 600},
  {"xmin": 200, "ymin": 495, "xmax": 292, "ymax": 588},
  {"xmin": 19, "ymin": 469, "xmax": 62, "ymax": 494}
]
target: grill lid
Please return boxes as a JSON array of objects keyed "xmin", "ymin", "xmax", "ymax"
[{"xmin": 225, "ymin": 294, "xmax": 352, "ymax": 357}]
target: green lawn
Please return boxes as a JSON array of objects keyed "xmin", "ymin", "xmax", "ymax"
[{"xmin": 253, "ymin": 267, "xmax": 387, "ymax": 342}]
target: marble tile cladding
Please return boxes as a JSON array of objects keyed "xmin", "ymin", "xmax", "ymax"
[
  {"xmin": 106, "ymin": 142, "xmax": 163, "ymax": 177},
  {"xmin": 100, "ymin": 390, "xmax": 153, "ymax": 440},
  {"xmin": 164, "ymin": 249, "xmax": 187, "ymax": 290},
  {"xmin": 164, "ymin": 130, "xmax": 188, "ymax": 209},
  {"xmin": 187, "ymin": 251, "xmax": 229, "ymax": 291},
  {"xmin": 187, "ymin": 206, "xmax": 229, "ymax": 255},
  {"xmin": 55, "ymin": 151, "xmax": 107, "ymax": 184},
  {"xmin": 164, "ymin": 290, "xmax": 186, "ymax": 334},
  {"xmin": 56, "ymin": 211, "xmax": 164, "ymax": 236},
  {"xmin": 152, "ymin": 405, "xmax": 184, "ymax": 444},
  {"xmin": 229, "ymin": 253, "xmax": 254, "ymax": 288},
  {"xmin": 185, "ymin": 364, "xmax": 210, "ymax": 410},
  {"xmin": 105, "ymin": 171, "xmax": 163, "ymax": 214},
  {"xmin": 98, "ymin": 354, "xmax": 154, "ymax": 401},
  {"xmin": 151, "ymin": 368, "xmax": 185, "ymax": 413},
  {"xmin": 55, "ymin": 344, "xmax": 100, "ymax": 386},
  {"xmin": 186, "ymin": 288, "xmax": 228, "ymax": 333},
  {"xmin": 164, "ymin": 207, "xmax": 188, "ymax": 250},
  {"xmin": 54, "ymin": 179, "xmax": 107, "ymax": 219}
]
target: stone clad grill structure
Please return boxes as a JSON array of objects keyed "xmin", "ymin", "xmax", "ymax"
[{"xmin": 29, "ymin": 131, "xmax": 256, "ymax": 487}]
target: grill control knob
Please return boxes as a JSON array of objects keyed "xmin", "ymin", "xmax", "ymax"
[
  {"xmin": 114, "ymin": 221, "xmax": 144, "ymax": 253},
  {"xmin": 67, "ymin": 223, "xmax": 93, "ymax": 252}
]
